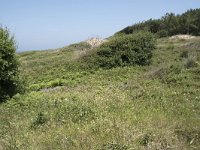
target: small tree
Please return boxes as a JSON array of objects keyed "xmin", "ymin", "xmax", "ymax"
[{"xmin": 0, "ymin": 27, "xmax": 20, "ymax": 102}]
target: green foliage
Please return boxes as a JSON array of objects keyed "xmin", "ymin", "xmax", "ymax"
[
  {"xmin": 0, "ymin": 26, "xmax": 200, "ymax": 149},
  {"xmin": 117, "ymin": 8, "xmax": 200, "ymax": 37},
  {"xmin": 67, "ymin": 102, "xmax": 95, "ymax": 123},
  {"xmin": 101, "ymin": 142, "xmax": 128, "ymax": 150},
  {"xmin": 60, "ymin": 42, "xmax": 91, "ymax": 51},
  {"xmin": 85, "ymin": 32, "xmax": 155, "ymax": 69},
  {"xmin": 147, "ymin": 63, "xmax": 184, "ymax": 84},
  {"xmin": 184, "ymin": 56, "xmax": 198, "ymax": 69},
  {"xmin": 180, "ymin": 50, "xmax": 189, "ymax": 58},
  {"xmin": 32, "ymin": 112, "xmax": 48, "ymax": 128},
  {"xmin": 139, "ymin": 133, "xmax": 153, "ymax": 146},
  {"xmin": 0, "ymin": 27, "xmax": 21, "ymax": 102}
]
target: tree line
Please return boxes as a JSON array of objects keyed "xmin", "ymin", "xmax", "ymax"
[{"xmin": 116, "ymin": 8, "xmax": 200, "ymax": 37}]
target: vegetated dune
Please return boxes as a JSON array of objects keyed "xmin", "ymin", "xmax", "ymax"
[{"xmin": 0, "ymin": 34, "xmax": 199, "ymax": 149}]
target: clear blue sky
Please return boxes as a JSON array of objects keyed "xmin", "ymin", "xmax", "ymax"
[{"xmin": 0, "ymin": 0, "xmax": 199, "ymax": 51}]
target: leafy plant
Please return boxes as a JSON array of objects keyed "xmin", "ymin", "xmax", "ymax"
[{"xmin": 0, "ymin": 27, "xmax": 22, "ymax": 102}]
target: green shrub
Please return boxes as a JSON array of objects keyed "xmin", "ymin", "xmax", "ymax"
[
  {"xmin": 84, "ymin": 31, "xmax": 155, "ymax": 69},
  {"xmin": 32, "ymin": 112, "xmax": 48, "ymax": 128},
  {"xmin": 184, "ymin": 56, "xmax": 198, "ymax": 68},
  {"xmin": 156, "ymin": 30, "xmax": 169, "ymax": 37},
  {"xmin": 180, "ymin": 50, "xmax": 189, "ymax": 58},
  {"xmin": 139, "ymin": 133, "xmax": 153, "ymax": 146},
  {"xmin": 0, "ymin": 27, "xmax": 22, "ymax": 102}
]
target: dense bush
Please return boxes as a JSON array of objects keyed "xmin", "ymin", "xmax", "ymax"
[
  {"xmin": 117, "ymin": 8, "xmax": 200, "ymax": 37},
  {"xmin": 0, "ymin": 27, "xmax": 21, "ymax": 102},
  {"xmin": 84, "ymin": 32, "xmax": 155, "ymax": 69}
]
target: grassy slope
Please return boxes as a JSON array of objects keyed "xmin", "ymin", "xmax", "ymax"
[{"xmin": 0, "ymin": 38, "xmax": 200, "ymax": 149}]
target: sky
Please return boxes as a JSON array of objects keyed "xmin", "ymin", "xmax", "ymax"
[{"xmin": 0, "ymin": 0, "xmax": 200, "ymax": 52}]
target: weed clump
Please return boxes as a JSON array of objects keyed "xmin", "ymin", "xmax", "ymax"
[
  {"xmin": 184, "ymin": 56, "xmax": 198, "ymax": 68},
  {"xmin": 68, "ymin": 104, "xmax": 95, "ymax": 123},
  {"xmin": 147, "ymin": 63, "xmax": 185, "ymax": 84},
  {"xmin": 175, "ymin": 128, "xmax": 200, "ymax": 146},
  {"xmin": 32, "ymin": 112, "xmax": 48, "ymax": 128},
  {"xmin": 180, "ymin": 50, "xmax": 189, "ymax": 58},
  {"xmin": 101, "ymin": 142, "xmax": 128, "ymax": 150}
]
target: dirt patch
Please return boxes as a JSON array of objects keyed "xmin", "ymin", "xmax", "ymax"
[
  {"xmin": 40, "ymin": 86, "xmax": 64, "ymax": 93},
  {"xmin": 169, "ymin": 34, "xmax": 196, "ymax": 40},
  {"xmin": 0, "ymin": 142, "xmax": 3, "ymax": 150}
]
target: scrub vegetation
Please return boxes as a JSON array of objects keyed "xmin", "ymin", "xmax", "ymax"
[
  {"xmin": 117, "ymin": 8, "xmax": 200, "ymax": 37},
  {"xmin": 0, "ymin": 9, "xmax": 200, "ymax": 150}
]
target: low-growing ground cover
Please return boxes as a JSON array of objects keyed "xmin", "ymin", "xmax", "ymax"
[{"xmin": 0, "ymin": 37, "xmax": 200, "ymax": 149}]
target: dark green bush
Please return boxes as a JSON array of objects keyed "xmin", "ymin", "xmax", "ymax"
[
  {"xmin": 0, "ymin": 27, "xmax": 21, "ymax": 102},
  {"xmin": 88, "ymin": 31, "xmax": 155, "ymax": 69}
]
